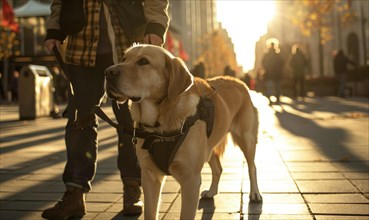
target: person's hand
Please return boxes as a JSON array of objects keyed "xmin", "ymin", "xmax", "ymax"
[
  {"xmin": 45, "ymin": 39, "xmax": 61, "ymax": 52},
  {"xmin": 143, "ymin": 34, "xmax": 163, "ymax": 46}
]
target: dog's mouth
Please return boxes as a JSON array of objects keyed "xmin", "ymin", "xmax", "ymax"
[
  {"xmin": 106, "ymin": 82, "xmax": 141, "ymax": 103},
  {"xmin": 128, "ymin": 96, "xmax": 141, "ymax": 102}
]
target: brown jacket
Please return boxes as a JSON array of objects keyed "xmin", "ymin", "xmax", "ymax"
[{"xmin": 45, "ymin": 0, "xmax": 169, "ymax": 67}]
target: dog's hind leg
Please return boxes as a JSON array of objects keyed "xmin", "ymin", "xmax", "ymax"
[
  {"xmin": 201, "ymin": 152, "xmax": 222, "ymax": 199},
  {"xmin": 141, "ymin": 169, "xmax": 165, "ymax": 220},
  {"xmin": 233, "ymin": 132, "xmax": 262, "ymax": 202}
]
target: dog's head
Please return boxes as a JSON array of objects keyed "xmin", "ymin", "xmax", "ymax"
[{"xmin": 105, "ymin": 44, "xmax": 194, "ymax": 103}]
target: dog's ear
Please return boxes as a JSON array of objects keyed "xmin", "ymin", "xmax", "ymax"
[{"xmin": 165, "ymin": 56, "xmax": 194, "ymax": 102}]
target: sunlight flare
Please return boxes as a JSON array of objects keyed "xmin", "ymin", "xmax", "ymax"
[{"xmin": 217, "ymin": 0, "xmax": 276, "ymax": 72}]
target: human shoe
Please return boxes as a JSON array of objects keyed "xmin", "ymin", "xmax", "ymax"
[
  {"xmin": 42, "ymin": 186, "xmax": 86, "ymax": 219},
  {"xmin": 122, "ymin": 180, "xmax": 143, "ymax": 216}
]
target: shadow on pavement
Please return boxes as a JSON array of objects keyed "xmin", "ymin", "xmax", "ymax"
[
  {"xmin": 274, "ymin": 98, "xmax": 368, "ymax": 172},
  {"xmin": 111, "ymin": 212, "xmax": 140, "ymax": 220},
  {"xmin": 0, "ymin": 124, "xmax": 123, "ymax": 219},
  {"xmin": 247, "ymin": 201, "xmax": 263, "ymax": 220},
  {"xmin": 198, "ymin": 197, "xmax": 215, "ymax": 220}
]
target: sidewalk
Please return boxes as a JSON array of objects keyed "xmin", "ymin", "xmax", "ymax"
[{"xmin": 1, "ymin": 93, "xmax": 368, "ymax": 220}]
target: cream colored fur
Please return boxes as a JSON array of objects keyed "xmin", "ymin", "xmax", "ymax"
[{"xmin": 105, "ymin": 44, "xmax": 262, "ymax": 219}]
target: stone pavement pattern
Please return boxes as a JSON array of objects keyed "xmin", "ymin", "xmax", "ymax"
[{"xmin": 0, "ymin": 93, "xmax": 368, "ymax": 220}]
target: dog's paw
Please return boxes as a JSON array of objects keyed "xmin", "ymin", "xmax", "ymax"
[
  {"xmin": 201, "ymin": 190, "xmax": 216, "ymax": 199},
  {"xmin": 249, "ymin": 193, "xmax": 263, "ymax": 203}
]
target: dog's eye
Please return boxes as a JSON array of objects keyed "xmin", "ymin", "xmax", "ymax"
[{"xmin": 137, "ymin": 58, "xmax": 149, "ymax": 66}]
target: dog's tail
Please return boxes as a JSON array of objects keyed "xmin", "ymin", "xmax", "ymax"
[{"xmin": 213, "ymin": 135, "xmax": 227, "ymax": 158}]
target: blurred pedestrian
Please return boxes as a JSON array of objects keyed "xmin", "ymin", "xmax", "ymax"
[
  {"xmin": 255, "ymin": 69, "xmax": 265, "ymax": 94},
  {"xmin": 262, "ymin": 42, "xmax": 284, "ymax": 104},
  {"xmin": 243, "ymin": 72, "xmax": 251, "ymax": 88},
  {"xmin": 224, "ymin": 65, "xmax": 236, "ymax": 77},
  {"xmin": 42, "ymin": 0, "xmax": 169, "ymax": 219},
  {"xmin": 10, "ymin": 70, "xmax": 19, "ymax": 103},
  {"xmin": 333, "ymin": 49, "xmax": 356, "ymax": 98},
  {"xmin": 290, "ymin": 45, "xmax": 308, "ymax": 99},
  {"xmin": 0, "ymin": 72, "xmax": 6, "ymax": 102},
  {"xmin": 191, "ymin": 61, "xmax": 205, "ymax": 78}
]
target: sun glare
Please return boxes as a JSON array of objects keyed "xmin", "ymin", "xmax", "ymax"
[{"xmin": 216, "ymin": 0, "xmax": 276, "ymax": 72}]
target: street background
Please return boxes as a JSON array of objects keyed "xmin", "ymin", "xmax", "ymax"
[{"xmin": 0, "ymin": 92, "xmax": 368, "ymax": 220}]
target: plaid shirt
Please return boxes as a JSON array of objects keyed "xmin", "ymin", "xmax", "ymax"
[{"xmin": 46, "ymin": 0, "xmax": 169, "ymax": 67}]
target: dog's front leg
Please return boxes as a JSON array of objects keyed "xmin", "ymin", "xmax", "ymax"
[
  {"xmin": 142, "ymin": 169, "xmax": 165, "ymax": 220},
  {"xmin": 179, "ymin": 173, "xmax": 201, "ymax": 219}
]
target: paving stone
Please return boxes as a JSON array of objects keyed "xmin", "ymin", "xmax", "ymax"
[
  {"xmin": 163, "ymin": 212, "xmax": 241, "ymax": 220},
  {"xmin": 243, "ymin": 203, "xmax": 310, "ymax": 215},
  {"xmin": 248, "ymin": 179, "xmax": 299, "ymax": 193},
  {"xmin": 309, "ymin": 203, "xmax": 369, "ymax": 215},
  {"xmin": 91, "ymin": 180, "xmax": 123, "ymax": 193},
  {"xmin": 243, "ymin": 193, "xmax": 305, "ymax": 204},
  {"xmin": 0, "ymin": 210, "xmax": 43, "ymax": 220},
  {"xmin": 0, "ymin": 200, "xmax": 49, "ymax": 211},
  {"xmin": 96, "ymin": 212, "xmax": 144, "ymax": 220},
  {"xmin": 315, "ymin": 215, "xmax": 369, "ymax": 220},
  {"xmin": 291, "ymin": 172, "xmax": 345, "ymax": 180},
  {"xmin": 351, "ymin": 179, "xmax": 369, "ymax": 192},
  {"xmin": 286, "ymin": 162, "xmax": 339, "ymax": 172},
  {"xmin": 296, "ymin": 180, "xmax": 359, "ymax": 193},
  {"xmin": 256, "ymin": 214, "xmax": 314, "ymax": 220},
  {"xmin": 160, "ymin": 192, "xmax": 178, "ymax": 203},
  {"xmin": 343, "ymin": 172, "xmax": 369, "ymax": 180},
  {"xmin": 332, "ymin": 162, "xmax": 369, "ymax": 172},
  {"xmin": 162, "ymin": 179, "xmax": 181, "ymax": 193},
  {"xmin": 86, "ymin": 192, "xmax": 122, "ymax": 202},
  {"xmin": 86, "ymin": 201, "xmax": 113, "ymax": 212},
  {"xmin": 10, "ymin": 192, "xmax": 62, "ymax": 201},
  {"xmin": 169, "ymin": 193, "xmax": 241, "ymax": 213},
  {"xmin": 205, "ymin": 179, "xmax": 242, "ymax": 193},
  {"xmin": 257, "ymin": 171, "xmax": 293, "ymax": 181},
  {"xmin": 280, "ymin": 150, "xmax": 329, "ymax": 162},
  {"xmin": 304, "ymin": 193, "xmax": 369, "ymax": 203}
]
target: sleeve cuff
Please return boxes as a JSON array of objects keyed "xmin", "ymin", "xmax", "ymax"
[
  {"xmin": 145, "ymin": 22, "xmax": 166, "ymax": 41},
  {"xmin": 45, "ymin": 29, "xmax": 67, "ymax": 43}
]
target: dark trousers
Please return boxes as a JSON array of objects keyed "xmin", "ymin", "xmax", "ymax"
[
  {"xmin": 62, "ymin": 54, "xmax": 140, "ymax": 191},
  {"xmin": 293, "ymin": 76, "xmax": 305, "ymax": 98}
]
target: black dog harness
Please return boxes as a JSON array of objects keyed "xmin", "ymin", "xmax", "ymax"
[{"xmin": 95, "ymin": 97, "xmax": 215, "ymax": 175}]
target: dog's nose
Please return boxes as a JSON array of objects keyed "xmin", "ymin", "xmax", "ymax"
[{"xmin": 105, "ymin": 66, "xmax": 120, "ymax": 80}]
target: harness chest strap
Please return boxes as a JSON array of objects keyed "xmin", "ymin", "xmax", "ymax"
[{"xmin": 138, "ymin": 97, "xmax": 215, "ymax": 175}]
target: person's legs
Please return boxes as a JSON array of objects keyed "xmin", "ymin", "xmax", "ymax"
[
  {"xmin": 266, "ymin": 80, "xmax": 273, "ymax": 104},
  {"xmin": 293, "ymin": 76, "xmax": 298, "ymax": 99},
  {"xmin": 299, "ymin": 77, "xmax": 305, "ymax": 98},
  {"xmin": 42, "ymin": 58, "xmax": 107, "ymax": 219},
  {"xmin": 338, "ymin": 73, "xmax": 347, "ymax": 97},
  {"xmin": 275, "ymin": 80, "xmax": 282, "ymax": 103},
  {"xmin": 112, "ymin": 101, "xmax": 142, "ymax": 215}
]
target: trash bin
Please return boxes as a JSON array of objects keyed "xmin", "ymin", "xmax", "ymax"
[{"xmin": 18, "ymin": 65, "xmax": 54, "ymax": 120}]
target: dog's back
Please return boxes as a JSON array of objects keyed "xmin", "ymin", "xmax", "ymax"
[{"xmin": 206, "ymin": 75, "xmax": 257, "ymax": 143}]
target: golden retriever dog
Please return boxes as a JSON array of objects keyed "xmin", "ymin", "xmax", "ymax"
[{"xmin": 105, "ymin": 44, "xmax": 262, "ymax": 219}]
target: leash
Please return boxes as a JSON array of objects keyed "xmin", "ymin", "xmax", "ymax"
[
  {"xmin": 53, "ymin": 46, "xmax": 123, "ymax": 130},
  {"xmin": 94, "ymin": 106, "xmax": 119, "ymax": 129}
]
